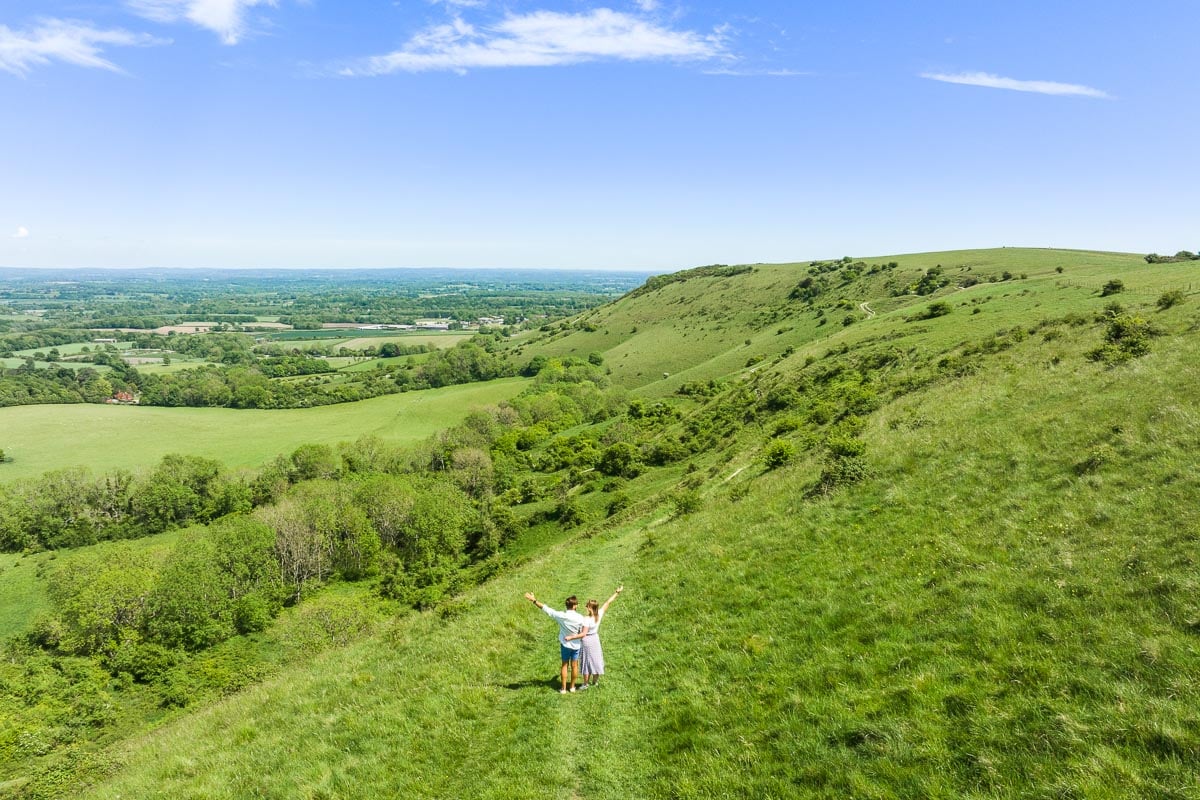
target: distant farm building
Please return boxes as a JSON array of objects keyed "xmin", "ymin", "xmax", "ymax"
[
  {"xmin": 477, "ymin": 316, "xmax": 505, "ymax": 327},
  {"xmin": 414, "ymin": 319, "xmax": 452, "ymax": 330},
  {"xmin": 107, "ymin": 391, "xmax": 139, "ymax": 405}
]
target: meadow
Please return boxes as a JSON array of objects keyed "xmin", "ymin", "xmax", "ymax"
[
  {"xmin": 6, "ymin": 247, "xmax": 1200, "ymax": 799},
  {"xmin": 0, "ymin": 377, "xmax": 524, "ymax": 480},
  {"xmin": 76, "ymin": 299, "xmax": 1200, "ymax": 798}
]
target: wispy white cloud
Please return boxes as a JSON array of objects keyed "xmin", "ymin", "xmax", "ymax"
[
  {"xmin": 634, "ymin": 0, "xmax": 660, "ymax": 11},
  {"xmin": 127, "ymin": 0, "xmax": 279, "ymax": 45},
  {"xmin": 341, "ymin": 8, "xmax": 727, "ymax": 76},
  {"xmin": 11, "ymin": 226, "xmax": 30, "ymax": 239},
  {"xmin": 921, "ymin": 71, "xmax": 1110, "ymax": 99},
  {"xmin": 704, "ymin": 67, "xmax": 810, "ymax": 77},
  {"xmin": 0, "ymin": 19, "xmax": 161, "ymax": 76}
]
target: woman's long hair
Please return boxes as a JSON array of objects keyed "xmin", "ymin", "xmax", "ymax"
[{"xmin": 585, "ymin": 599, "xmax": 600, "ymax": 623}]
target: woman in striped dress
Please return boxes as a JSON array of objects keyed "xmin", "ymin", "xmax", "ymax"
[{"xmin": 579, "ymin": 586, "xmax": 622, "ymax": 688}]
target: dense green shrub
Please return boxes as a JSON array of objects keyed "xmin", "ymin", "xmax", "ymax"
[
  {"xmin": 45, "ymin": 545, "xmax": 157, "ymax": 656},
  {"xmin": 606, "ymin": 492, "xmax": 632, "ymax": 517},
  {"xmin": 644, "ymin": 437, "xmax": 687, "ymax": 466},
  {"xmin": 556, "ymin": 499, "xmax": 588, "ymax": 527},
  {"xmin": 1100, "ymin": 279, "xmax": 1125, "ymax": 297},
  {"xmin": 772, "ymin": 415, "xmax": 803, "ymax": 436},
  {"xmin": 670, "ymin": 490, "xmax": 702, "ymax": 517},
  {"xmin": 598, "ymin": 442, "xmax": 644, "ymax": 478},
  {"xmin": 817, "ymin": 456, "xmax": 870, "ymax": 492},
  {"xmin": 763, "ymin": 440, "xmax": 795, "ymax": 469},
  {"xmin": 909, "ymin": 301, "xmax": 952, "ymax": 321},
  {"xmin": 1156, "ymin": 290, "xmax": 1185, "ymax": 310},
  {"xmin": 1088, "ymin": 314, "xmax": 1154, "ymax": 365}
]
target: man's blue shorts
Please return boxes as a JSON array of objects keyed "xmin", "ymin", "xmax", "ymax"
[{"xmin": 560, "ymin": 644, "xmax": 581, "ymax": 662}]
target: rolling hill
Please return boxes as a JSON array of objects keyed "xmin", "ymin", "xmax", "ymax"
[{"xmin": 6, "ymin": 248, "xmax": 1200, "ymax": 799}]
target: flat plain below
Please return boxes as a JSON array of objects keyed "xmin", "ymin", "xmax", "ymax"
[{"xmin": 0, "ymin": 378, "xmax": 524, "ymax": 481}]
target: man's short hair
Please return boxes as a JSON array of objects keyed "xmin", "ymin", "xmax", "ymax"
[{"xmin": 565, "ymin": 595, "xmax": 578, "ymax": 609}]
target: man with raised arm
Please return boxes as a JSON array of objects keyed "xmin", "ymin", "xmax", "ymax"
[{"xmin": 524, "ymin": 591, "xmax": 589, "ymax": 694}]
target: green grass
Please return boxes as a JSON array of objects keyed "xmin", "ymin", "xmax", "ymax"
[
  {"xmin": 513, "ymin": 247, "xmax": 1153, "ymax": 397},
  {"xmin": 261, "ymin": 330, "xmax": 468, "ymax": 346},
  {"xmin": 337, "ymin": 333, "xmax": 471, "ymax": 351},
  {"xmin": 0, "ymin": 358, "xmax": 110, "ymax": 372},
  {"xmin": 11, "ymin": 247, "xmax": 1200, "ymax": 799},
  {"xmin": 76, "ymin": 304, "xmax": 1200, "ymax": 798},
  {"xmin": 132, "ymin": 359, "xmax": 219, "ymax": 375},
  {"xmin": 0, "ymin": 378, "xmax": 525, "ymax": 481},
  {"xmin": 0, "ymin": 527, "xmax": 197, "ymax": 641},
  {"xmin": 0, "ymin": 552, "xmax": 51, "ymax": 640},
  {"xmin": 337, "ymin": 353, "xmax": 430, "ymax": 373},
  {"xmin": 11, "ymin": 342, "xmax": 133, "ymax": 357}
]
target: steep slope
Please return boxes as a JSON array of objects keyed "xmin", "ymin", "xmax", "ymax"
[
  {"xmin": 45, "ymin": 248, "xmax": 1200, "ymax": 797},
  {"xmin": 511, "ymin": 248, "xmax": 1148, "ymax": 396}
]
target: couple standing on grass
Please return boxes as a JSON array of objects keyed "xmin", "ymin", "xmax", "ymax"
[{"xmin": 524, "ymin": 587, "xmax": 622, "ymax": 694}]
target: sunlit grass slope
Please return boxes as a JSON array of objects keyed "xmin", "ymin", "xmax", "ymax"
[
  {"xmin": 0, "ymin": 378, "xmax": 524, "ymax": 481},
  {"xmin": 82, "ymin": 283, "xmax": 1200, "ymax": 798},
  {"xmin": 0, "ymin": 552, "xmax": 48, "ymax": 641},
  {"xmin": 512, "ymin": 248, "xmax": 1153, "ymax": 397}
]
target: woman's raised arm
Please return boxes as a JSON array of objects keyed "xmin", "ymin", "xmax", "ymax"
[{"xmin": 600, "ymin": 586, "xmax": 623, "ymax": 614}]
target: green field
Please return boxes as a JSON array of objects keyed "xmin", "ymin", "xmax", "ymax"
[
  {"xmin": 131, "ymin": 358, "xmax": 219, "ymax": 375},
  {"xmin": 0, "ymin": 378, "xmax": 524, "ymax": 481},
  {"xmin": 0, "ymin": 551, "xmax": 50, "ymax": 640},
  {"xmin": 338, "ymin": 333, "xmax": 471, "ymax": 350},
  {"xmin": 12, "ymin": 342, "xmax": 133, "ymax": 357},
  {"xmin": 78, "ymin": 311, "xmax": 1200, "ymax": 798},
  {"xmin": 262, "ymin": 329, "xmax": 468, "ymax": 344},
  {"xmin": 0, "ymin": 357, "xmax": 110, "ymax": 372},
  {"xmin": 337, "ymin": 353, "xmax": 431, "ymax": 372},
  {"xmin": 8, "ymin": 248, "xmax": 1200, "ymax": 799}
]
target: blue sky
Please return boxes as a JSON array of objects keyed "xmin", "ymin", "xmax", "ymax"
[{"xmin": 1, "ymin": 1, "xmax": 1196, "ymax": 269}]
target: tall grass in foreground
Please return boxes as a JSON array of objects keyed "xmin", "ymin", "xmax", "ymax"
[{"xmin": 79, "ymin": 319, "xmax": 1200, "ymax": 799}]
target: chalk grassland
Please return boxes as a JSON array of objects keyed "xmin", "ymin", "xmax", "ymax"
[
  {"xmin": 10, "ymin": 247, "xmax": 1200, "ymax": 798},
  {"xmin": 80, "ymin": 308, "xmax": 1200, "ymax": 799},
  {"xmin": 513, "ymin": 248, "xmax": 1167, "ymax": 398},
  {"xmin": 0, "ymin": 378, "xmax": 524, "ymax": 482}
]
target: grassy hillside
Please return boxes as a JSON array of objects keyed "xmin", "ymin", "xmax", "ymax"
[
  {"xmin": 512, "ymin": 248, "xmax": 1158, "ymax": 396},
  {"xmin": 0, "ymin": 378, "xmax": 524, "ymax": 481},
  {"xmin": 9, "ymin": 247, "xmax": 1200, "ymax": 798},
  {"xmin": 80, "ymin": 286, "xmax": 1200, "ymax": 797}
]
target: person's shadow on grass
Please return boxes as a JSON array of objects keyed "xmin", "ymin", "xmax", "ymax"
[{"xmin": 502, "ymin": 678, "xmax": 562, "ymax": 692}]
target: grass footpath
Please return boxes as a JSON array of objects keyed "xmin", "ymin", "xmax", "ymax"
[{"xmin": 0, "ymin": 378, "xmax": 524, "ymax": 481}]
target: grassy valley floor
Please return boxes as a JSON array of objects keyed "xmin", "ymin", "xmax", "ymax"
[{"xmin": 0, "ymin": 378, "xmax": 524, "ymax": 481}]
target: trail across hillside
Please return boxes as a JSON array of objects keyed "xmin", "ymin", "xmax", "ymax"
[{"xmin": 858, "ymin": 301, "xmax": 876, "ymax": 318}]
